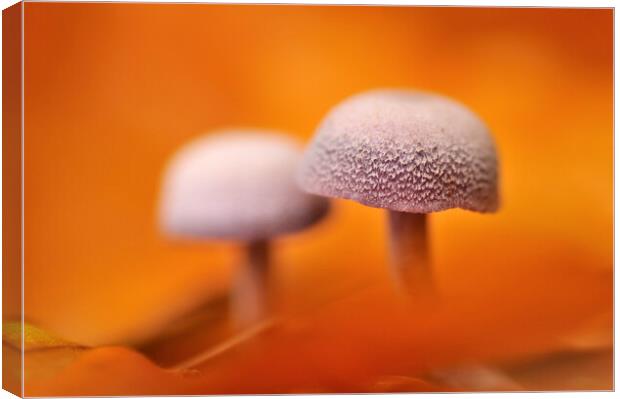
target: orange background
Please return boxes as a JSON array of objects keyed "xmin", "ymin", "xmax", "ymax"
[{"xmin": 19, "ymin": 3, "xmax": 612, "ymax": 353}]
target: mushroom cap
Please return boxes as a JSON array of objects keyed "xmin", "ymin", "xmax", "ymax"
[
  {"xmin": 297, "ymin": 89, "xmax": 499, "ymax": 213},
  {"xmin": 159, "ymin": 130, "xmax": 329, "ymax": 241}
]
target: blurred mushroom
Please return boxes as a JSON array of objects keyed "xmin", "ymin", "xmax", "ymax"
[
  {"xmin": 159, "ymin": 130, "xmax": 329, "ymax": 327},
  {"xmin": 297, "ymin": 89, "xmax": 499, "ymax": 296}
]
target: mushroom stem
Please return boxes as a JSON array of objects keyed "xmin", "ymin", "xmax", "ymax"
[
  {"xmin": 387, "ymin": 211, "xmax": 434, "ymax": 297},
  {"xmin": 231, "ymin": 239, "xmax": 272, "ymax": 328}
]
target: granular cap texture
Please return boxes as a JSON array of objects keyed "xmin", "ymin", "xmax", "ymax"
[{"xmin": 297, "ymin": 90, "xmax": 499, "ymax": 213}]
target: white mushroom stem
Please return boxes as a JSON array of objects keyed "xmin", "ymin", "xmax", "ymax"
[
  {"xmin": 231, "ymin": 240, "xmax": 272, "ymax": 328},
  {"xmin": 387, "ymin": 211, "xmax": 434, "ymax": 297}
]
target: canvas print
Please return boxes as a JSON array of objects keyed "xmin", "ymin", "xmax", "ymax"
[{"xmin": 2, "ymin": 2, "xmax": 613, "ymax": 396}]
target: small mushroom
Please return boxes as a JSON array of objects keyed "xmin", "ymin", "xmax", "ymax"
[
  {"xmin": 297, "ymin": 89, "xmax": 499, "ymax": 296},
  {"xmin": 159, "ymin": 129, "xmax": 329, "ymax": 327}
]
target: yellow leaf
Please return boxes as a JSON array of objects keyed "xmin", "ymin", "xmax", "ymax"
[{"xmin": 3, "ymin": 321, "xmax": 85, "ymax": 351}]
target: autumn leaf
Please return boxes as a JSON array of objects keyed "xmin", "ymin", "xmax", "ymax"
[
  {"xmin": 3, "ymin": 321, "xmax": 88, "ymax": 391},
  {"xmin": 3, "ymin": 321, "xmax": 85, "ymax": 351}
]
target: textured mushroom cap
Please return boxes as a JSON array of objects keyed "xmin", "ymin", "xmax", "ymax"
[
  {"xmin": 159, "ymin": 130, "xmax": 329, "ymax": 240},
  {"xmin": 297, "ymin": 89, "xmax": 499, "ymax": 213}
]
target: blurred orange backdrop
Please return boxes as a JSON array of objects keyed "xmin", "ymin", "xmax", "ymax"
[{"xmin": 18, "ymin": 3, "xmax": 612, "ymax": 355}]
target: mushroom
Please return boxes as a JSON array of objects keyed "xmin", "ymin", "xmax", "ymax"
[
  {"xmin": 297, "ymin": 89, "xmax": 499, "ymax": 296},
  {"xmin": 159, "ymin": 129, "xmax": 329, "ymax": 327}
]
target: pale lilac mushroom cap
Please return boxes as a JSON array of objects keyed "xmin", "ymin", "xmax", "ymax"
[
  {"xmin": 159, "ymin": 130, "xmax": 329, "ymax": 241},
  {"xmin": 297, "ymin": 89, "xmax": 499, "ymax": 213}
]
